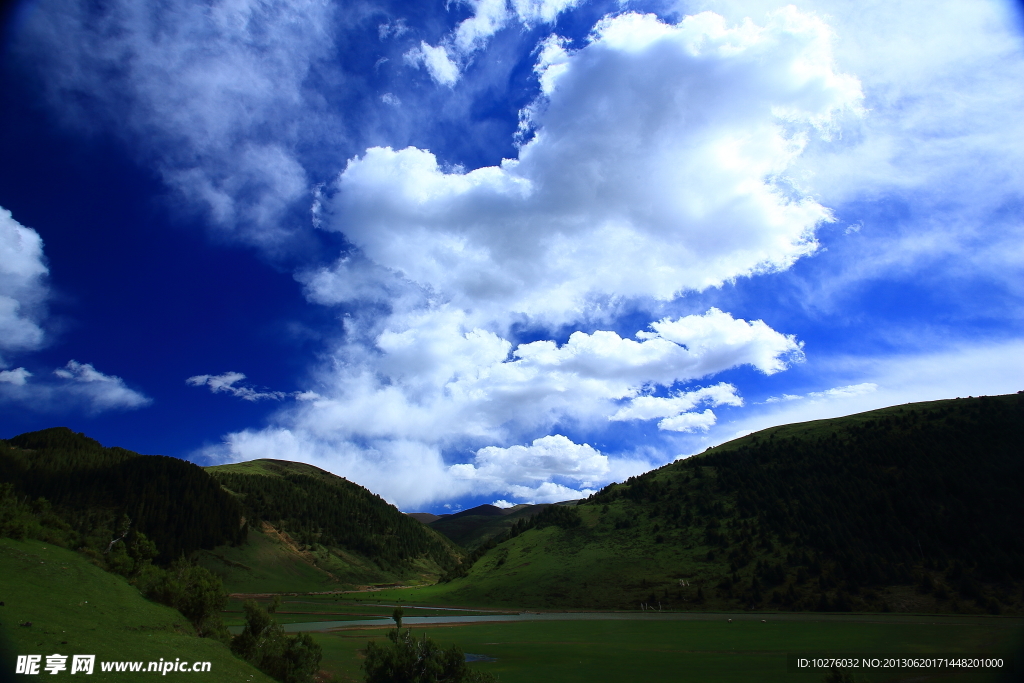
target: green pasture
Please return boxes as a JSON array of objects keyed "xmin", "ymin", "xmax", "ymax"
[
  {"xmin": 312, "ymin": 615, "xmax": 1023, "ymax": 683},
  {"xmin": 0, "ymin": 538, "xmax": 272, "ymax": 682}
]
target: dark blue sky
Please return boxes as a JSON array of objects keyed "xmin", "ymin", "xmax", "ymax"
[{"xmin": 1, "ymin": 0, "xmax": 1021, "ymax": 512}]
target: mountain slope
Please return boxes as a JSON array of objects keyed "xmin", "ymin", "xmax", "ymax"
[
  {"xmin": 203, "ymin": 459, "xmax": 462, "ymax": 591},
  {"xmin": 0, "ymin": 537, "xmax": 274, "ymax": 682},
  {"xmin": 424, "ymin": 393, "xmax": 1024, "ymax": 614},
  {"xmin": 0, "ymin": 427, "xmax": 244, "ymax": 561}
]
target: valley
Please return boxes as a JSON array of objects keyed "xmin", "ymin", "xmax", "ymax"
[{"xmin": 2, "ymin": 392, "xmax": 1023, "ymax": 681}]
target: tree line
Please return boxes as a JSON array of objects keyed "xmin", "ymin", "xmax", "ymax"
[{"xmin": 1, "ymin": 427, "xmax": 244, "ymax": 560}]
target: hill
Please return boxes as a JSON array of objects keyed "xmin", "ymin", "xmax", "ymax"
[
  {"xmin": 414, "ymin": 393, "xmax": 1024, "ymax": 614},
  {"xmin": 427, "ymin": 502, "xmax": 577, "ymax": 551},
  {"xmin": 202, "ymin": 459, "xmax": 462, "ymax": 591},
  {"xmin": 407, "ymin": 512, "xmax": 443, "ymax": 524},
  {"xmin": 0, "ymin": 536, "xmax": 274, "ymax": 682},
  {"xmin": 0, "ymin": 427, "xmax": 244, "ymax": 561}
]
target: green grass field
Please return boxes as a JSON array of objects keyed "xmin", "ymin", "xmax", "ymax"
[
  {"xmin": 311, "ymin": 615, "xmax": 1024, "ymax": 683},
  {"xmin": 0, "ymin": 538, "xmax": 273, "ymax": 682}
]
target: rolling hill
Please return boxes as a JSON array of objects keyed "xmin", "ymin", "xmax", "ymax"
[
  {"xmin": 406, "ymin": 393, "xmax": 1024, "ymax": 614},
  {"xmin": 0, "ymin": 430, "xmax": 463, "ymax": 595},
  {"xmin": 201, "ymin": 459, "xmax": 462, "ymax": 592}
]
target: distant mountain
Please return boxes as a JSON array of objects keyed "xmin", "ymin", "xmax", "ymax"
[
  {"xmin": 426, "ymin": 501, "xmax": 579, "ymax": 551},
  {"xmin": 408, "ymin": 512, "xmax": 443, "ymax": 524},
  {"xmin": 203, "ymin": 459, "xmax": 462, "ymax": 591},
  {"xmin": 430, "ymin": 393, "xmax": 1024, "ymax": 614},
  {"xmin": 0, "ymin": 427, "xmax": 244, "ymax": 560}
]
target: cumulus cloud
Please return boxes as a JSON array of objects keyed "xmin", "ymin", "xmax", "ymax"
[
  {"xmin": 220, "ymin": 9, "xmax": 848, "ymax": 506},
  {"xmin": 694, "ymin": 0, "xmax": 1024, "ymax": 299},
  {"xmin": 453, "ymin": 434, "xmax": 608, "ymax": 488},
  {"xmin": 0, "ymin": 207, "xmax": 48, "ymax": 365},
  {"xmin": 332, "ymin": 9, "xmax": 860, "ymax": 323},
  {"xmin": 186, "ymin": 371, "xmax": 287, "ymax": 401},
  {"xmin": 16, "ymin": 0, "xmax": 334, "ymax": 246},
  {"xmin": 0, "ymin": 360, "xmax": 151, "ymax": 414},
  {"xmin": 205, "ymin": 8, "xmax": 854, "ymax": 508},
  {"xmin": 203, "ymin": 307, "xmax": 798, "ymax": 506}
]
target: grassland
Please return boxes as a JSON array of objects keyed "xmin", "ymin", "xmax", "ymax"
[
  {"xmin": 0, "ymin": 538, "xmax": 272, "ymax": 682},
  {"xmin": 310, "ymin": 615, "xmax": 1024, "ymax": 683}
]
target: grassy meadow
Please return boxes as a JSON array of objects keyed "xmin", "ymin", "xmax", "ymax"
[
  {"xmin": 311, "ymin": 614, "xmax": 1023, "ymax": 683},
  {"xmin": 0, "ymin": 538, "xmax": 272, "ymax": 682}
]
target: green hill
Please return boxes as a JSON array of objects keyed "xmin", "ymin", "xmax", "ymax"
[
  {"xmin": 202, "ymin": 459, "xmax": 462, "ymax": 592},
  {"xmin": 406, "ymin": 393, "xmax": 1024, "ymax": 614},
  {"xmin": 0, "ymin": 427, "xmax": 244, "ymax": 561},
  {"xmin": 0, "ymin": 537, "xmax": 273, "ymax": 682}
]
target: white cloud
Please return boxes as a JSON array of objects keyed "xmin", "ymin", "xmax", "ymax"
[
  {"xmin": 506, "ymin": 481, "xmax": 594, "ymax": 504},
  {"xmin": 512, "ymin": 0, "xmax": 581, "ymax": 26},
  {"xmin": 610, "ymin": 383, "xmax": 742, "ymax": 422},
  {"xmin": 204, "ymin": 307, "xmax": 797, "ymax": 507},
  {"xmin": 404, "ymin": 41, "xmax": 461, "ymax": 87},
  {"xmin": 52, "ymin": 361, "xmax": 152, "ymax": 412},
  {"xmin": 261, "ymin": 9, "xmax": 855, "ymax": 508},
  {"xmin": 406, "ymin": 0, "xmax": 581, "ymax": 85},
  {"xmin": 609, "ymin": 382, "xmax": 741, "ymax": 433},
  {"xmin": 453, "ymin": 434, "xmax": 609, "ymax": 488},
  {"xmin": 492, "ymin": 499, "xmax": 515, "ymax": 508},
  {"xmin": 452, "ymin": 0, "xmax": 511, "ymax": 55},
  {"xmin": 689, "ymin": 0, "xmax": 1024, "ymax": 297},
  {"xmin": 0, "ymin": 207, "xmax": 48, "ymax": 365},
  {"xmin": 807, "ymin": 382, "xmax": 877, "ymax": 400},
  {"xmin": 186, "ymin": 371, "xmax": 286, "ymax": 401},
  {"xmin": 762, "ymin": 381, "xmax": 877, "ymax": 404},
  {"xmin": 1, "ymin": 360, "xmax": 150, "ymax": 414},
  {"xmin": 0, "ymin": 367, "xmax": 32, "ymax": 386},
  {"xmin": 330, "ymin": 9, "xmax": 860, "ymax": 323},
  {"xmin": 658, "ymin": 408, "xmax": 718, "ymax": 432}
]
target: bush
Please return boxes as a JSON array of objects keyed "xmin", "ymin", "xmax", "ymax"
[
  {"xmin": 232, "ymin": 600, "xmax": 322, "ymax": 683},
  {"xmin": 363, "ymin": 628, "xmax": 496, "ymax": 683},
  {"xmin": 151, "ymin": 559, "xmax": 229, "ymax": 640}
]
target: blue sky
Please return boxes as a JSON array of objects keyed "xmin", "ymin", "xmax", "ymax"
[{"xmin": 1, "ymin": 0, "xmax": 1022, "ymax": 513}]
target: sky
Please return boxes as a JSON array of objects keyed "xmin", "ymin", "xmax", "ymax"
[{"xmin": 1, "ymin": 0, "xmax": 1022, "ymax": 513}]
